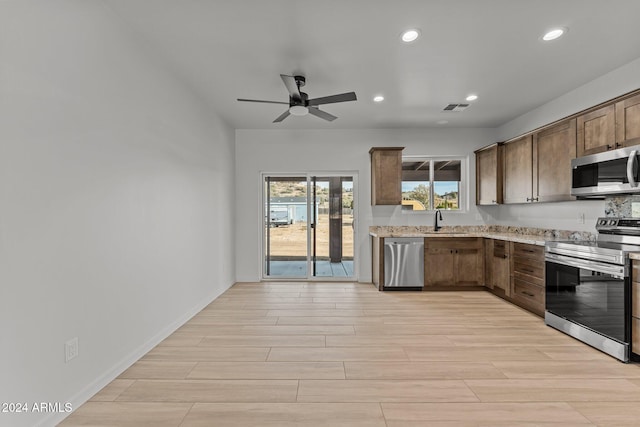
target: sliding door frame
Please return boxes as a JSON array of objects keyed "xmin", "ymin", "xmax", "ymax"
[{"xmin": 260, "ymin": 171, "xmax": 359, "ymax": 282}]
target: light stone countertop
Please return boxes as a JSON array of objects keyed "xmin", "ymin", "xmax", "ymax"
[{"xmin": 369, "ymin": 225, "xmax": 596, "ymax": 247}]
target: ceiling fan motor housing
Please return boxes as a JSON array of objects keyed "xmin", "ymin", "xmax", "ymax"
[{"xmin": 291, "ymin": 91, "xmax": 309, "ymax": 107}]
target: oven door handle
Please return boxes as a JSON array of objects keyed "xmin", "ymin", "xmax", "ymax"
[
  {"xmin": 545, "ymin": 253, "xmax": 626, "ymax": 278},
  {"xmin": 627, "ymin": 150, "xmax": 638, "ymax": 187}
]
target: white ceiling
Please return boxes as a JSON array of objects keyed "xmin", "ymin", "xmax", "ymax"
[{"xmin": 104, "ymin": 0, "xmax": 640, "ymax": 130}]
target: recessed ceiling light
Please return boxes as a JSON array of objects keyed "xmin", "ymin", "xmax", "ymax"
[
  {"xmin": 465, "ymin": 94, "xmax": 478, "ymax": 101},
  {"xmin": 401, "ymin": 29, "xmax": 420, "ymax": 43},
  {"xmin": 542, "ymin": 27, "xmax": 566, "ymax": 41},
  {"xmin": 373, "ymin": 95, "xmax": 385, "ymax": 102}
]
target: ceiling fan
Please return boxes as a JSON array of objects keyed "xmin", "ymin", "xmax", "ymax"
[{"xmin": 237, "ymin": 74, "xmax": 357, "ymax": 123}]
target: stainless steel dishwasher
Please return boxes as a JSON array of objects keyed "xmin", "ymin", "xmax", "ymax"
[{"xmin": 383, "ymin": 237, "xmax": 424, "ymax": 290}]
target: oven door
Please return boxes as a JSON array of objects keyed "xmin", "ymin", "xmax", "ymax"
[{"xmin": 545, "ymin": 254, "xmax": 630, "ymax": 360}]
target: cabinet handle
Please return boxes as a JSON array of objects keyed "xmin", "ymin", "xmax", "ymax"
[
  {"xmin": 616, "ymin": 142, "xmax": 622, "ymax": 148},
  {"xmin": 607, "ymin": 144, "xmax": 613, "ymax": 150},
  {"xmin": 522, "ymin": 291, "xmax": 535, "ymax": 297},
  {"xmin": 491, "ymin": 200, "xmax": 497, "ymax": 203}
]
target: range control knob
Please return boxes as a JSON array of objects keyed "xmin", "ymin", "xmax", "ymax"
[{"xmin": 609, "ymin": 219, "xmax": 617, "ymax": 225}]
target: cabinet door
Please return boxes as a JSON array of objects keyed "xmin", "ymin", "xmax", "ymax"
[
  {"xmin": 533, "ymin": 118, "xmax": 576, "ymax": 202},
  {"xmin": 492, "ymin": 240, "xmax": 511, "ymax": 296},
  {"xmin": 455, "ymin": 248, "xmax": 483, "ymax": 286},
  {"xmin": 370, "ymin": 147, "xmax": 403, "ymax": 205},
  {"xmin": 483, "ymin": 239, "xmax": 494, "ymax": 288},
  {"xmin": 616, "ymin": 93, "xmax": 640, "ymax": 148},
  {"xmin": 475, "ymin": 144, "xmax": 503, "ymax": 205},
  {"xmin": 577, "ymin": 104, "xmax": 616, "ymax": 157},
  {"xmin": 503, "ymin": 135, "xmax": 533, "ymax": 204},
  {"xmin": 424, "ymin": 248, "xmax": 454, "ymax": 286}
]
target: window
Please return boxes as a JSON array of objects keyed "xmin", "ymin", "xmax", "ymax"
[{"xmin": 401, "ymin": 156, "xmax": 465, "ymax": 211}]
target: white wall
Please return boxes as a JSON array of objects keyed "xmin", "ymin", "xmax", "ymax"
[
  {"xmin": 235, "ymin": 128, "xmax": 497, "ymax": 283},
  {"xmin": 488, "ymin": 57, "xmax": 640, "ymax": 231},
  {"xmin": 0, "ymin": 3, "xmax": 235, "ymax": 427}
]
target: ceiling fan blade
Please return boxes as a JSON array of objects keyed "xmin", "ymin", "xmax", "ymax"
[
  {"xmin": 308, "ymin": 92, "xmax": 357, "ymax": 106},
  {"xmin": 237, "ymin": 98, "xmax": 289, "ymax": 105},
  {"xmin": 273, "ymin": 110, "xmax": 291, "ymax": 123},
  {"xmin": 280, "ymin": 74, "xmax": 301, "ymax": 101},
  {"xmin": 308, "ymin": 107, "xmax": 337, "ymax": 122}
]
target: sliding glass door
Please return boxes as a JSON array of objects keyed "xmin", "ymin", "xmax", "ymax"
[{"xmin": 263, "ymin": 174, "xmax": 355, "ymax": 280}]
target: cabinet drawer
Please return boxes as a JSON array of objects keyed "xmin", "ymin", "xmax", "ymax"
[
  {"xmin": 425, "ymin": 237, "xmax": 482, "ymax": 250},
  {"xmin": 512, "ymin": 243, "xmax": 544, "ymax": 260},
  {"xmin": 513, "ymin": 260, "xmax": 544, "ymax": 285},
  {"xmin": 512, "ymin": 278, "xmax": 544, "ymax": 311}
]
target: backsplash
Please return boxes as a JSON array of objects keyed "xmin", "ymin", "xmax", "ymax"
[{"xmin": 605, "ymin": 195, "xmax": 640, "ymax": 217}]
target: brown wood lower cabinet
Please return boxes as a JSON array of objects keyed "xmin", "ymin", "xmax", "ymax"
[
  {"xmin": 424, "ymin": 238, "xmax": 483, "ymax": 287},
  {"xmin": 485, "ymin": 239, "xmax": 510, "ymax": 297},
  {"xmin": 509, "ymin": 242, "xmax": 545, "ymax": 316}
]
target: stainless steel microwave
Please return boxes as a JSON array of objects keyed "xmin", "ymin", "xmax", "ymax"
[{"xmin": 571, "ymin": 145, "xmax": 640, "ymax": 198}]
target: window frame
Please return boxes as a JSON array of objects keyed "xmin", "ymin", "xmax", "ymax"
[{"xmin": 400, "ymin": 155, "xmax": 468, "ymax": 213}]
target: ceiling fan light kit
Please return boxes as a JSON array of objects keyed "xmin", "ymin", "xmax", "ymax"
[
  {"xmin": 289, "ymin": 105, "xmax": 308, "ymax": 116},
  {"xmin": 237, "ymin": 74, "xmax": 357, "ymax": 123}
]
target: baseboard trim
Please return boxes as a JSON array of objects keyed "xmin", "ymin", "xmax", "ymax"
[{"xmin": 40, "ymin": 282, "xmax": 233, "ymax": 427}]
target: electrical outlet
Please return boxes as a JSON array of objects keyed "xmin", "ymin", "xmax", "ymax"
[
  {"xmin": 65, "ymin": 337, "xmax": 78, "ymax": 363},
  {"xmin": 578, "ymin": 213, "xmax": 586, "ymax": 224}
]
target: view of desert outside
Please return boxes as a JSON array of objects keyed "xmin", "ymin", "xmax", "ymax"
[{"xmin": 266, "ymin": 179, "xmax": 353, "ymax": 260}]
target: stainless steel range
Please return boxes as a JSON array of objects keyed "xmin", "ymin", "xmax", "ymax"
[{"xmin": 545, "ymin": 217, "xmax": 638, "ymax": 362}]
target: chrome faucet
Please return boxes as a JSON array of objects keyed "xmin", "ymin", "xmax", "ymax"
[{"xmin": 434, "ymin": 209, "xmax": 443, "ymax": 231}]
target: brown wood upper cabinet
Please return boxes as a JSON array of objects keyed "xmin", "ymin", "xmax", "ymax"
[
  {"xmin": 616, "ymin": 92, "xmax": 640, "ymax": 149},
  {"xmin": 576, "ymin": 104, "xmax": 615, "ymax": 156},
  {"xmin": 502, "ymin": 135, "xmax": 533, "ymax": 204},
  {"xmin": 577, "ymin": 92, "xmax": 640, "ymax": 157},
  {"xmin": 501, "ymin": 119, "xmax": 576, "ymax": 204},
  {"xmin": 370, "ymin": 147, "xmax": 404, "ymax": 205},
  {"xmin": 533, "ymin": 118, "xmax": 577, "ymax": 202},
  {"xmin": 475, "ymin": 143, "xmax": 503, "ymax": 205}
]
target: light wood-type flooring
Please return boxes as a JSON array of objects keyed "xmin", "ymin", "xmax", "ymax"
[{"xmin": 59, "ymin": 282, "xmax": 640, "ymax": 426}]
